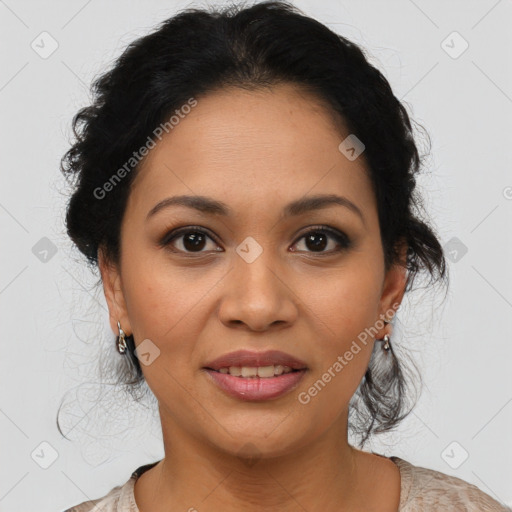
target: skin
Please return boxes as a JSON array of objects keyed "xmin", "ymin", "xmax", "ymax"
[{"xmin": 99, "ymin": 83, "xmax": 407, "ymax": 511}]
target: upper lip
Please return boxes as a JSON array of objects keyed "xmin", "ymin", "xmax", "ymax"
[{"xmin": 203, "ymin": 350, "xmax": 308, "ymax": 371}]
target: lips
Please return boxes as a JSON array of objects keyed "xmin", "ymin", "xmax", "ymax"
[
  {"xmin": 204, "ymin": 368, "xmax": 306, "ymax": 401},
  {"xmin": 203, "ymin": 349, "xmax": 308, "ymax": 371},
  {"xmin": 202, "ymin": 349, "xmax": 308, "ymax": 401}
]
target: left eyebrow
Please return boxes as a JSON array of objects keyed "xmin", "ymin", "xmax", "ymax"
[
  {"xmin": 282, "ymin": 194, "xmax": 365, "ymax": 225},
  {"xmin": 146, "ymin": 193, "xmax": 365, "ymax": 226}
]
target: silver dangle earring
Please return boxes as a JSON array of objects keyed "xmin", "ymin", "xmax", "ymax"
[
  {"xmin": 117, "ymin": 321, "xmax": 128, "ymax": 354},
  {"xmin": 382, "ymin": 317, "xmax": 391, "ymax": 351}
]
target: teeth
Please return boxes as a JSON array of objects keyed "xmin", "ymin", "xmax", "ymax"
[
  {"xmin": 228, "ymin": 366, "xmax": 242, "ymax": 376},
  {"xmin": 216, "ymin": 365, "xmax": 297, "ymax": 377},
  {"xmin": 241, "ymin": 366, "xmax": 258, "ymax": 377},
  {"xmin": 257, "ymin": 365, "xmax": 274, "ymax": 378}
]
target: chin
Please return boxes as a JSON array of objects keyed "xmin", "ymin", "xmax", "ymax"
[{"xmin": 203, "ymin": 417, "xmax": 308, "ymax": 461}]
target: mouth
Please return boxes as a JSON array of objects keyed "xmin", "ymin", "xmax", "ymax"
[
  {"xmin": 204, "ymin": 364, "xmax": 303, "ymax": 378},
  {"xmin": 202, "ymin": 350, "xmax": 308, "ymax": 401}
]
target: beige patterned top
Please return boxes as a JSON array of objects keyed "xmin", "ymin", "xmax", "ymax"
[{"xmin": 63, "ymin": 455, "xmax": 510, "ymax": 511}]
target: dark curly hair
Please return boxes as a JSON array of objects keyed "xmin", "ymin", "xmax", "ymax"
[{"xmin": 58, "ymin": 0, "xmax": 448, "ymax": 448}]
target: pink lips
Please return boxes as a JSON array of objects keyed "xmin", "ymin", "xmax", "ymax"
[
  {"xmin": 204, "ymin": 349, "xmax": 308, "ymax": 371},
  {"xmin": 203, "ymin": 349, "xmax": 308, "ymax": 401}
]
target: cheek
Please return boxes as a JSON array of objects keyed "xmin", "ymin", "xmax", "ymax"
[
  {"xmin": 303, "ymin": 260, "xmax": 383, "ymax": 344},
  {"xmin": 120, "ymin": 250, "xmax": 224, "ymax": 388},
  {"xmin": 121, "ymin": 263, "xmax": 210, "ymax": 403},
  {"xmin": 121, "ymin": 243, "xmax": 205, "ymax": 339},
  {"xmin": 296, "ymin": 262, "xmax": 382, "ymax": 405}
]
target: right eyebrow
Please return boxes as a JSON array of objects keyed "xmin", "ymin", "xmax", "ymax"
[{"xmin": 146, "ymin": 195, "xmax": 231, "ymax": 221}]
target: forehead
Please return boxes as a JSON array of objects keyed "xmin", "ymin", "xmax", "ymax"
[{"xmin": 128, "ymin": 84, "xmax": 376, "ymax": 223}]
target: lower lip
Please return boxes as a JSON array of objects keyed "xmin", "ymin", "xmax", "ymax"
[{"xmin": 203, "ymin": 369, "xmax": 307, "ymax": 401}]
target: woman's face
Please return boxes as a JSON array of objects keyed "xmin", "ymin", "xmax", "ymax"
[{"xmin": 100, "ymin": 83, "xmax": 406, "ymax": 458}]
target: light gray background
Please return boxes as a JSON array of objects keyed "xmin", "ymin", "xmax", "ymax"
[{"xmin": 1, "ymin": 0, "xmax": 511, "ymax": 510}]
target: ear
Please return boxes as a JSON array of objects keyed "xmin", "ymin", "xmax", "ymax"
[
  {"xmin": 378, "ymin": 239, "xmax": 408, "ymax": 327},
  {"xmin": 98, "ymin": 246, "xmax": 132, "ymax": 337}
]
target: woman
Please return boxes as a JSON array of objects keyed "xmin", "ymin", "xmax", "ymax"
[{"xmin": 60, "ymin": 1, "xmax": 509, "ymax": 510}]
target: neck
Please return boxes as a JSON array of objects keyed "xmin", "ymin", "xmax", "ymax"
[{"xmin": 136, "ymin": 406, "xmax": 368, "ymax": 512}]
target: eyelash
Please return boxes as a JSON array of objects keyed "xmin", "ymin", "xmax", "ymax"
[{"xmin": 159, "ymin": 224, "xmax": 352, "ymax": 256}]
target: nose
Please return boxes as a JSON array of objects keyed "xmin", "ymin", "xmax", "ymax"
[{"xmin": 218, "ymin": 252, "xmax": 298, "ymax": 332}]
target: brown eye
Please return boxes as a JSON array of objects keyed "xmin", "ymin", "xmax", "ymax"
[
  {"xmin": 291, "ymin": 227, "xmax": 351, "ymax": 254},
  {"xmin": 160, "ymin": 227, "xmax": 222, "ymax": 254},
  {"xmin": 180, "ymin": 231, "xmax": 208, "ymax": 251}
]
